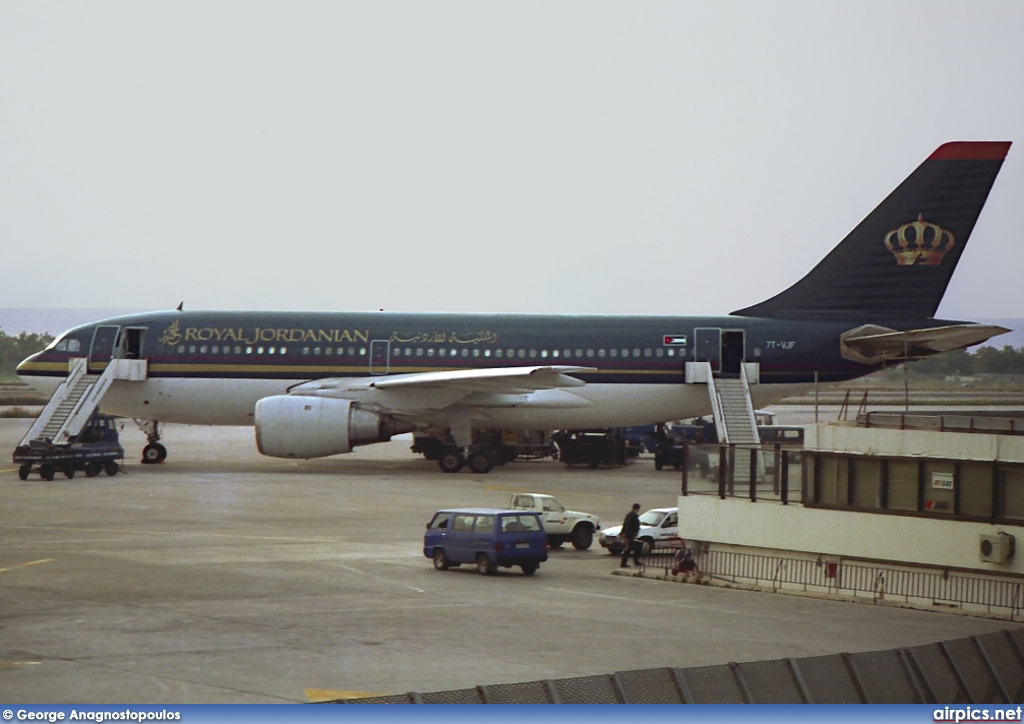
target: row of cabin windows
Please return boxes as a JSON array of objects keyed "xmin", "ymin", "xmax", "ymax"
[
  {"xmin": 808, "ymin": 454, "xmax": 1024, "ymax": 522},
  {"xmin": 392, "ymin": 347, "xmax": 675, "ymax": 359},
  {"xmin": 166, "ymin": 345, "xmax": 680, "ymax": 360}
]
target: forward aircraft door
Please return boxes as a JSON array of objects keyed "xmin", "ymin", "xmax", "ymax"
[{"xmin": 88, "ymin": 325, "xmax": 119, "ymax": 373}]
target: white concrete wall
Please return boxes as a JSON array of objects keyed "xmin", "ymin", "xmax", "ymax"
[
  {"xmin": 807, "ymin": 423, "xmax": 1024, "ymax": 464},
  {"xmin": 678, "ymin": 494, "xmax": 1024, "ymax": 575}
]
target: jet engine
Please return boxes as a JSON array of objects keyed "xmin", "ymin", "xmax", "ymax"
[{"xmin": 254, "ymin": 396, "xmax": 414, "ymax": 459}]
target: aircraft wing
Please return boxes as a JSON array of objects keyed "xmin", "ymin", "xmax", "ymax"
[
  {"xmin": 840, "ymin": 323, "xmax": 1010, "ymax": 364},
  {"xmin": 287, "ymin": 365, "xmax": 596, "ymax": 404}
]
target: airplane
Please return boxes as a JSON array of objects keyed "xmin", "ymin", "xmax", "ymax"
[{"xmin": 16, "ymin": 141, "xmax": 1013, "ymax": 474}]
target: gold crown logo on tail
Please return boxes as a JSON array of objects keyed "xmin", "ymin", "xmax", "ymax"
[{"xmin": 884, "ymin": 213, "xmax": 955, "ymax": 266}]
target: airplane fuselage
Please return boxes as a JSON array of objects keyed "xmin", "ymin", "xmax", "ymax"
[{"xmin": 18, "ymin": 309, "xmax": 921, "ymax": 429}]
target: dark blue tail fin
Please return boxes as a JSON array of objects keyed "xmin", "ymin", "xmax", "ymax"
[{"xmin": 733, "ymin": 141, "xmax": 1011, "ymax": 319}]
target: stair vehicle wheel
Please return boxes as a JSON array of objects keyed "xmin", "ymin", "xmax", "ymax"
[
  {"xmin": 468, "ymin": 449, "xmax": 495, "ymax": 475},
  {"xmin": 104, "ymin": 462, "xmax": 119, "ymax": 476},
  {"xmin": 18, "ymin": 465, "xmax": 31, "ymax": 481},
  {"xmin": 432, "ymin": 548, "xmax": 449, "ymax": 571},
  {"xmin": 521, "ymin": 563, "xmax": 539, "ymax": 575},
  {"xmin": 438, "ymin": 450, "xmax": 464, "ymax": 474},
  {"xmin": 63, "ymin": 466, "xmax": 75, "ymax": 480},
  {"xmin": 571, "ymin": 525, "xmax": 593, "ymax": 550},
  {"xmin": 142, "ymin": 443, "xmax": 166, "ymax": 465},
  {"xmin": 476, "ymin": 553, "xmax": 495, "ymax": 575},
  {"xmin": 547, "ymin": 537, "xmax": 564, "ymax": 549},
  {"xmin": 40, "ymin": 464, "xmax": 55, "ymax": 481},
  {"xmin": 639, "ymin": 537, "xmax": 654, "ymax": 555},
  {"xmin": 85, "ymin": 462, "xmax": 101, "ymax": 478}
]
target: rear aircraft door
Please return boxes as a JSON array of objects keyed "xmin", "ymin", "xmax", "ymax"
[
  {"xmin": 369, "ymin": 339, "xmax": 390, "ymax": 375},
  {"xmin": 88, "ymin": 325, "xmax": 120, "ymax": 372},
  {"xmin": 694, "ymin": 328, "xmax": 721, "ymax": 371}
]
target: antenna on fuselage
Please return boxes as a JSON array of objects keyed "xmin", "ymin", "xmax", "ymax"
[{"xmin": 176, "ymin": 302, "xmax": 183, "ymax": 311}]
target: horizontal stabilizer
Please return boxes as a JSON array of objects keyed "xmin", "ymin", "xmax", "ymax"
[{"xmin": 839, "ymin": 323, "xmax": 1010, "ymax": 364}]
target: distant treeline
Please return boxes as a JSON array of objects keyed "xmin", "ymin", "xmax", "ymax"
[
  {"xmin": 907, "ymin": 345, "xmax": 1024, "ymax": 376},
  {"xmin": 0, "ymin": 330, "xmax": 54, "ymax": 376}
]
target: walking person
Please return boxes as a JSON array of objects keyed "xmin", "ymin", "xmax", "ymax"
[{"xmin": 619, "ymin": 503, "xmax": 642, "ymax": 568}]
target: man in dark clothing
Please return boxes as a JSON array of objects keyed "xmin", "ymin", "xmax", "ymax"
[{"xmin": 620, "ymin": 503, "xmax": 642, "ymax": 568}]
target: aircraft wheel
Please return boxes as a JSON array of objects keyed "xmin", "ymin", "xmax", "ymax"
[
  {"xmin": 18, "ymin": 465, "xmax": 30, "ymax": 481},
  {"xmin": 468, "ymin": 449, "xmax": 495, "ymax": 475},
  {"xmin": 40, "ymin": 464, "xmax": 55, "ymax": 481},
  {"xmin": 85, "ymin": 462, "xmax": 101, "ymax": 478},
  {"xmin": 142, "ymin": 443, "xmax": 167, "ymax": 465},
  {"xmin": 438, "ymin": 450, "xmax": 464, "ymax": 473},
  {"xmin": 104, "ymin": 462, "xmax": 119, "ymax": 476}
]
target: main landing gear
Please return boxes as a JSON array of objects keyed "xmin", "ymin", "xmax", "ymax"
[
  {"xmin": 437, "ymin": 447, "xmax": 498, "ymax": 474},
  {"xmin": 135, "ymin": 419, "xmax": 168, "ymax": 465}
]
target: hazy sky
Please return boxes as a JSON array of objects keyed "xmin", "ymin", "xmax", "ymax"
[{"xmin": 2, "ymin": 1, "xmax": 1022, "ymax": 319}]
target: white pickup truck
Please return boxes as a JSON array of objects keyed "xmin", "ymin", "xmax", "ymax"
[{"xmin": 509, "ymin": 493, "xmax": 601, "ymax": 550}]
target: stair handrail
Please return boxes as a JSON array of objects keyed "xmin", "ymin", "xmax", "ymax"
[
  {"xmin": 739, "ymin": 364, "xmax": 760, "ymax": 442},
  {"xmin": 19, "ymin": 357, "xmax": 91, "ymax": 445},
  {"xmin": 51, "ymin": 362, "xmax": 122, "ymax": 443},
  {"xmin": 705, "ymin": 363, "xmax": 729, "ymax": 443}
]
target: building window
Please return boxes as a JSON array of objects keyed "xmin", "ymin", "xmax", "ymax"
[
  {"xmin": 960, "ymin": 463, "xmax": 993, "ymax": 518},
  {"xmin": 886, "ymin": 459, "xmax": 920, "ymax": 512},
  {"xmin": 998, "ymin": 465, "xmax": 1024, "ymax": 520},
  {"xmin": 851, "ymin": 458, "xmax": 882, "ymax": 508}
]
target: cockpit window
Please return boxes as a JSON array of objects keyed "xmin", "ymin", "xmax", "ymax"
[{"xmin": 47, "ymin": 336, "xmax": 83, "ymax": 353}]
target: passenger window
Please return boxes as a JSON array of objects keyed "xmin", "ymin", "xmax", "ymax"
[
  {"xmin": 474, "ymin": 515, "xmax": 495, "ymax": 533},
  {"xmin": 665, "ymin": 515, "xmax": 677, "ymax": 527},
  {"xmin": 502, "ymin": 517, "xmax": 525, "ymax": 532},
  {"xmin": 428, "ymin": 513, "xmax": 449, "ymax": 529},
  {"xmin": 453, "ymin": 515, "xmax": 475, "ymax": 532}
]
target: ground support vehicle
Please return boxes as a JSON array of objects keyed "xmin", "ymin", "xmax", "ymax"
[
  {"xmin": 411, "ymin": 428, "xmax": 557, "ymax": 473},
  {"xmin": 552, "ymin": 429, "xmax": 641, "ymax": 468},
  {"xmin": 423, "ymin": 508, "xmax": 548, "ymax": 575},
  {"xmin": 14, "ymin": 413, "xmax": 124, "ymax": 481},
  {"xmin": 508, "ymin": 493, "xmax": 600, "ymax": 550},
  {"xmin": 599, "ymin": 507, "xmax": 679, "ymax": 555}
]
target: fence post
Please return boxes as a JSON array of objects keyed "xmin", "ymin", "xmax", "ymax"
[{"xmin": 781, "ymin": 447, "xmax": 790, "ymax": 505}]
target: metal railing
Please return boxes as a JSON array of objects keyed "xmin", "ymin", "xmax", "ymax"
[
  {"xmin": 657, "ymin": 547, "xmax": 1024, "ymax": 620},
  {"xmin": 680, "ymin": 442, "xmax": 803, "ymax": 503}
]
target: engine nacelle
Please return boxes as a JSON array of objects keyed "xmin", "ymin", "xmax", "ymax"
[{"xmin": 254, "ymin": 395, "xmax": 413, "ymax": 459}]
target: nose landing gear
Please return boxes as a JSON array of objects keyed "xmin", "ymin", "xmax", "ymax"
[{"xmin": 135, "ymin": 419, "xmax": 168, "ymax": 464}]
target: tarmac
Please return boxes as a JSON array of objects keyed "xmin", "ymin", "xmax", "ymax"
[{"xmin": 0, "ymin": 418, "xmax": 1019, "ymax": 704}]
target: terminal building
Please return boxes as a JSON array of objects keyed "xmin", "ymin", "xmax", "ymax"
[{"xmin": 674, "ymin": 411, "xmax": 1023, "ymax": 620}]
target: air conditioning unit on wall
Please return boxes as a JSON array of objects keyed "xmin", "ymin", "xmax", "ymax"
[{"xmin": 979, "ymin": 533, "xmax": 1016, "ymax": 563}]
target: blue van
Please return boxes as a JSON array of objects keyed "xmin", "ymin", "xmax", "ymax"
[{"xmin": 423, "ymin": 508, "xmax": 549, "ymax": 575}]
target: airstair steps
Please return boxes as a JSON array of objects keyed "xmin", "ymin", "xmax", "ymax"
[
  {"xmin": 702, "ymin": 364, "xmax": 763, "ymax": 484},
  {"xmin": 18, "ymin": 358, "xmax": 131, "ymax": 447}
]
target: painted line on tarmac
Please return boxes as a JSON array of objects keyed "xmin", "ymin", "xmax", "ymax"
[
  {"xmin": 0, "ymin": 558, "xmax": 54, "ymax": 574},
  {"xmin": 0, "ymin": 662, "xmax": 41, "ymax": 667},
  {"xmin": 305, "ymin": 688, "xmax": 388, "ymax": 702},
  {"xmin": 0, "ymin": 523, "xmax": 343, "ymax": 544}
]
